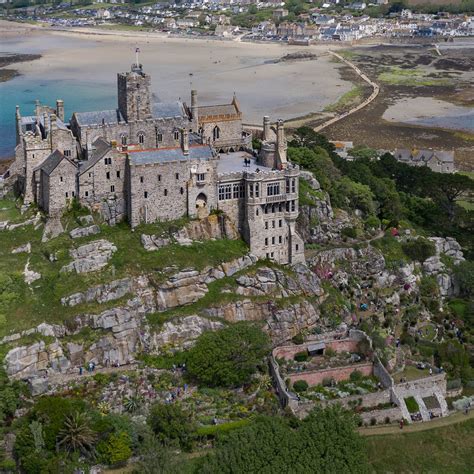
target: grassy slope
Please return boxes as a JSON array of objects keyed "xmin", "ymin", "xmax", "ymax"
[
  {"xmin": 0, "ymin": 198, "xmax": 248, "ymax": 338},
  {"xmin": 366, "ymin": 418, "xmax": 474, "ymax": 473}
]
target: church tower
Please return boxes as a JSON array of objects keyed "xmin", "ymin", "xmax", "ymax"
[{"xmin": 117, "ymin": 63, "xmax": 152, "ymax": 122}]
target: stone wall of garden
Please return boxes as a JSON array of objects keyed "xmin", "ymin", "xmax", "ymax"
[
  {"xmin": 360, "ymin": 407, "xmax": 403, "ymax": 425},
  {"xmin": 287, "ymin": 362, "xmax": 373, "ymax": 386}
]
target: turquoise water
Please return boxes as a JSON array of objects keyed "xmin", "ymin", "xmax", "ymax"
[{"xmin": 0, "ymin": 33, "xmax": 116, "ymax": 158}]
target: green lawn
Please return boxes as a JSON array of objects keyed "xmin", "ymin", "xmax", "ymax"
[
  {"xmin": 366, "ymin": 418, "xmax": 474, "ymax": 473},
  {"xmin": 393, "ymin": 366, "xmax": 430, "ymax": 383}
]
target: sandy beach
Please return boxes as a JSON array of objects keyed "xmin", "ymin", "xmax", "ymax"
[{"xmin": 0, "ymin": 20, "xmax": 352, "ymax": 123}]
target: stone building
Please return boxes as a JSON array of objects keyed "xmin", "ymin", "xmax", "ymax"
[
  {"xmin": 392, "ymin": 148, "xmax": 455, "ymax": 173},
  {"xmin": 9, "ymin": 63, "xmax": 304, "ymax": 265}
]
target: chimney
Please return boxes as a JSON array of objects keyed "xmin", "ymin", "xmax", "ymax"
[
  {"xmin": 43, "ymin": 112, "xmax": 50, "ymax": 135},
  {"xmin": 35, "ymin": 100, "xmax": 40, "ymax": 117},
  {"xmin": 263, "ymin": 116, "xmax": 270, "ymax": 141},
  {"xmin": 181, "ymin": 128, "xmax": 189, "ymax": 156},
  {"xmin": 50, "ymin": 113, "xmax": 58, "ymax": 131},
  {"xmin": 276, "ymin": 119, "xmax": 285, "ymax": 146},
  {"xmin": 56, "ymin": 99, "xmax": 64, "ymax": 122},
  {"xmin": 191, "ymin": 89, "xmax": 198, "ymax": 124}
]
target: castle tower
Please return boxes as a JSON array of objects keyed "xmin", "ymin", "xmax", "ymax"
[
  {"xmin": 117, "ymin": 63, "xmax": 152, "ymax": 123},
  {"xmin": 263, "ymin": 116, "xmax": 271, "ymax": 141},
  {"xmin": 276, "ymin": 119, "xmax": 288, "ymax": 169},
  {"xmin": 15, "ymin": 106, "xmax": 22, "ymax": 146},
  {"xmin": 181, "ymin": 128, "xmax": 189, "ymax": 156}
]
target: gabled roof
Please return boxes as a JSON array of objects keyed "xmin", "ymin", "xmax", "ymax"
[
  {"xmin": 37, "ymin": 150, "xmax": 77, "ymax": 176},
  {"xmin": 79, "ymin": 138, "xmax": 114, "ymax": 175},
  {"xmin": 152, "ymin": 101, "xmax": 188, "ymax": 119}
]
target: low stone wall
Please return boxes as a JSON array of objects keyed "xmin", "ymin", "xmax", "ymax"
[
  {"xmin": 287, "ymin": 362, "xmax": 373, "ymax": 387},
  {"xmin": 360, "ymin": 407, "xmax": 402, "ymax": 425},
  {"xmin": 322, "ymin": 388, "xmax": 391, "ymax": 410},
  {"xmin": 269, "ymin": 357, "xmax": 299, "ymax": 410},
  {"xmin": 374, "ymin": 356, "xmax": 394, "ymax": 389},
  {"xmin": 394, "ymin": 374, "xmax": 447, "ymax": 398}
]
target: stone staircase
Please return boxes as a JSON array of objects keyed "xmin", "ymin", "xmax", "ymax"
[
  {"xmin": 414, "ymin": 395, "xmax": 430, "ymax": 421},
  {"xmin": 434, "ymin": 390, "xmax": 449, "ymax": 416},
  {"xmin": 391, "ymin": 387, "xmax": 412, "ymax": 423}
]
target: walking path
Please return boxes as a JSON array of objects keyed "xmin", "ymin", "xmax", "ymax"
[
  {"xmin": 359, "ymin": 409, "xmax": 474, "ymax": 436},
  {"xmin": 314, "ymin": 51, "xmax": 380, "ymax": 133}
]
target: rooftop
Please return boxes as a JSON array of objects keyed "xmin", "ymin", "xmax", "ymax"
[
  {"xmin": 129, "ymin": 144, "xmax": 213, "ymax": 166},
  {"xmin": 217, "ymin": 152, "xmax": 273, "ymax": 175}
]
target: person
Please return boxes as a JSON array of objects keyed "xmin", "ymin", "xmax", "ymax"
[
  {"xmin": 79, "ymin": 366, "xmax": 83, "ymax": 376},
  {"xmin": 399, "ymin": 419, "xmax": 404, "ymax": 430},
  {"xmin": 429, "ymin": 368, "xmax": 433, "ymax": 376}
]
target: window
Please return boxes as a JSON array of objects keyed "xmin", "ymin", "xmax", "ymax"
[
  {"xmin": 279, "ymin": 236, "xmax": 282, "ymax": 244},
  {"xmin": 270, "ymin": 252, "xmax": 274, "ymax": 258},
  {"xmin": 175, "ymin": 173, "xmax": 179, "ymax": 180},
  {"xmin": 286, "ymin": 178, "xmax": 290, "ymax": 194},
  {"xmin": 249, "ymin": 183, "xmax": 254, "ymax": 198},
  {"xmin": 197, "ymin": 173, "xmax": 205, "ymax": 182},
  {"xmin": 72, "ymin": 191, "xmax": 75, "ymax": 197},
  {"xmin": 121, "ymin": 135, "xmax": 127, "ymax": 146},
  {"xmin": 296, "ymin": 244, "xmax": 299, "ymax": 251},
  {"xmin": 85, "ymin": 191, "xmax": 89, "ymax": 197},
  {"xmin": 164, "ymin": 189, "xmax": 168, "ymax": 196},
  {"xmin": 60, "ymin": 176, "xmax": 63, "ymax": 182},
  {"xmin": 291, "ymin": 201, "xmax": 296, "ymax": 212},
  {"xmin": 116, "ymin": 170, "xmax": 120, "ymax": 178},
  {"xmin": 291, "ymin": 179, "xmax": 296, "ymax": 193},
  {"xmin": 272, "ymin": 237, "xmax": 275, "ymax": 245},
  {"xmin": 267, "ymin": 182, "xmax": 280, "ymax": 196},
  {"xmin": 218, "ymin": 184, "xmax": 232, "ymax": 201},
  {"xmin": 144, "ymin": 191, "xmax": 148, "ymax": 199},
  {"xmin": 104, "ymin": 157, "xmax": 112, "ymax": 165},
  {"xmin": 158, "ymin": 174, "xmax": 161, "ymax": 182},
  {"xmin": 174, "ymin": 130, "xmax": 179, "ymax": 140},
  {"xmin": 138, "ymin": 132, "xmax": 145, "ymax": 144},
  {"xmin": 255, "ymin": 183, "xmax": 260, "ymax": 198},
  {"xmin": 180, "ymin": 187, "xmax": 184, "ymax": 195},
  {"xmin": 64, "ymin": 149, "xmax": 71, "ymax": 157},
  {"xmin": 256, "ymin": 208, "xmax": 259, "ymax": 216},
  {"xmin": 265, "ymin": 221, "xmax": 268, "ymax": 230},
  {"xmin": 65, "ymin": 192, "xmax": 69, "ymax": 198},
  {"xmin": 279, "ymin": 219, "xmax": 282, "ymax": 227},
  {"xmin": 111, "ymin": 185, "xmax": 115, "ymax": 192},
  {"xmin": 140, "ymin": 176, "xmax": 144, "ymax": 183},
  {"xmin": 157, "ymin": 133, "xmax": 163, "ymax": 143},
  {"xmin": 106, "ymin": 172, "xmax": 110, "ymax": 180},
  {"xmin": 265, "ymin": 238, "xmax": 268, "ymax": 246},
  {"xmin": 88, "ymin": 172, "xmax": 92, "ymax": 178},
  {"xmin": 233, "ymin": 183, "xmax": 245, "ymax": 199},
  {"xmin": 213, "ymin": 126, "xmax": 220, "ymax": 140},
  {"xmin": 272, "ymin": 220, "xmax": 275, "ymax": 228},
  {"xmin": 286, "ymin": 202, "xmax": 290, "ymax": 212}
]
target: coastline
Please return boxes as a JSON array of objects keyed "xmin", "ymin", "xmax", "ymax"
[{"xmin": 0, "ymin": 53, "xmax": 41, "ymax": 83}]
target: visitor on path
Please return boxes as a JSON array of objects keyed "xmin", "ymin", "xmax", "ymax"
[
  {"xmin": 399, "ymin": 420, "xmax": 404, "ymax": 430},
  {"xmin": 79, "ymin": 366, "xmax": 83, "ymax": 376}
]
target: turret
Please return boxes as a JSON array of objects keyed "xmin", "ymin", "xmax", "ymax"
[
  {"xmin": 15, "ymin": 105, "xmax": 22, "ymax": 145},
  {"xmin": 181, "ymin": 128, "xmax": 189, "ymax": 156},
  {"xmin": 276, "ymin": 119, "xmax": 288, "ymax": 169},
  {"xmin": 263, "ymin": 116, "xmax": 271, "ymax": 141},
  {"xmin": 117, "ymin": 64, "xmax": 152, "ymax": 122},
  {"xmin": 191, "ymin": 89, "xmax": 198, "ymax": 124},
  {"xmin": 56, "ymin": 99, "xmax": 64, "ymax": 122}
]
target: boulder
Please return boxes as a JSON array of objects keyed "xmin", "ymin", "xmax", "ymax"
[
  {"xmin": 60, "ymin": 239, "xmax": 117, "ymax": 274},
  {"xmin": 61, "ymin": 278, "xmax": 133, "ymax": 306},
  {"xmin": 12, "ymin": 242, "xmax": 31, "ymax": 254},
  {"xmin": 23, "ymin": 260, "xmax": 41, "ymax": 284},
  {"xmin": 141, "ymin": 234, "xmax": 171, "ymax": 251},
  {"xmin": 78, "ymin": 215, "xmax": 94, "ymax": 226},
  {"xmin": 69, "ymin": 224, "xmax": 101, "ymax": 239}
]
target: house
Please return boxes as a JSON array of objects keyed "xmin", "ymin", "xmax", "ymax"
[{"xmin": 392, "ymin": 148, "xmax": 455, "ymax": 173}]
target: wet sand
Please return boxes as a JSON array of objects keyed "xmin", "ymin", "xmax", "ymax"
[{"xmin": 0, "ymin": 20, "xmax": 353, "ymax": 124}]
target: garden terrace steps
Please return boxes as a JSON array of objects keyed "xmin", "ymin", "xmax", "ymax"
[
  {"xmin": 414, "ymin": 395, "xmax": 430, "ymax": 421},
  {"xmin": 390, "ymin": 387, "xmax": 412, "ymax": 423},
  {"xmin": 434, "ymin": 391, "xmax": 449, "ymax": 416}
]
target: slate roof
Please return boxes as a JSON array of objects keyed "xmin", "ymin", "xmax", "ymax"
[
  {"xmin": 74, "ymin": 109, "xmax": 122, "ymax": 126},
  {"xmin": 152, "ymin": 101, "xmax": 187, "ymax": 119},
  {"xmin": 129, "ymin": 145, "xmax": 213, "ymax": 166},
  {"xmin": 393, "ymin": 149, "xmax": 454, "ymax": 164},
  {"xmin": 198, "ymin": 104, "xmax": 238, "ymax": 117},
  {"xmin": 79, "ymin": 138, "xmax": 113, "ymax": 174},
  {"xmin": 21, "ymin": 115, "xmax": 69, "ymax": 133},
  {"xmin": 37, "ymin": 150, "xmax": 76, "ymax": 176}
]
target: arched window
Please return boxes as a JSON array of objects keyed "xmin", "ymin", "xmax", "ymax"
[
  {"xmin": 213, "ymin": 126, "xmax": 220, "ymax": 140},
  {"xmin": 121, "ymin": 134, "xmax": 128, "ymax": 146},
  {"xmin": 173, "ymin": 130, "xmax": 179, "ymax": 140},
  {"xmin": 138, "ymin": 132, "xmax": 145, "ymax": 145}
]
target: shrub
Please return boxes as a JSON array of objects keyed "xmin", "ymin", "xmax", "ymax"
[
  {"xmin": 101, "ymin": 431, "xmax": 132, "ymax": 467},
  {"xmin": 350, "ymin": 370, "xmax": 363, "ymax": 382},
  {"xmin": 364, "ymin": 215, "xmax": 381, "ymax": 230},
  {"xmin": 293, "ymin": 380, "xmax": 309, "ymax": 393},
  {"xmin": 292, "ymin": 333, "xmax": 304, "ymax": 345},
  {"xmin": 401, "ymin": 238, "xmax": 436, "ymax": 262},
  {"xmin": 370, "ymin": 417, "xmax": 377, "ymax": 426},
  {"xmin": 186, "ymin": 322, "xmax": 270, "ymax": 388},
  {"xmin": 341, "ymin": 226, "xmax": 357, "ymax": 239},
  {"xmin": 294, "ymin": 351, "xmax": 309, "ymax": 362}
]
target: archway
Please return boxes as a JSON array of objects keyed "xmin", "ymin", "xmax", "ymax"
[{"xmin": 195, "ymin": 193, "xmax": 208, "ymax": 219}]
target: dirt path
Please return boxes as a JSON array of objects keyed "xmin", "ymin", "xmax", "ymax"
[
  {"xmin": 314, "ymin": 52, "xmax": 380, "ymax": 133},
  {"xmin": 359, "ymin": 409, "xmax": 474, "ymax": 437}
]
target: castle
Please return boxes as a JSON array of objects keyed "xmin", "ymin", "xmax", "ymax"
[{"xmin": 10, "ymin": 62, "xmax": 304, "ymax": 265}]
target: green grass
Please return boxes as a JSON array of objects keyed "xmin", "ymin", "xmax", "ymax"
[
  {"xmin": 366, "ymin": 418, "xmax": 474, "ymax": 473},
  {"xmin": 404, "ymin": 396, "xmax": 420, "ymax": 413},
  {"xmin": 378, "ymin": 66, "xmax": 451, "ymax": 87},
  {"xmin": 0, "ymin": 198, "xmax": 248, "ymax": 339},
  {"xmin": 324, "ymin": 86, "xmax": 364, "ymax": 113},
  {"xmin": 372, "ymin": 233, "xmax": 408, "ymax": 269},
  {"xmin": 299, "ymin": 178, "xmax": 325, "ymax": 207},
  {"xmin": 393, "ymin": 366, "xmax": 430, "ymax": 383}
]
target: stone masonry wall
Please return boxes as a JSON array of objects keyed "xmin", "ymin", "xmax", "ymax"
[{"xmin": 46, "ymin": 158, "xmax": 77, "ymax": 216}]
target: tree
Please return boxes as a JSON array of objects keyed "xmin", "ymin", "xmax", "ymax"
[
  {"xmin": 56, "ymin": 412, "xmax": 96, "ymax": 455},
  {"xmin": 187, "ymin": 322, "xmax": 270, "ymax": 388},
  {"xmin": 200, "ymin": 407, "xmax": 368, "ymax": 473},
  {"xmin": 332, "ymin": 176, "xmax": 376, "ymax": 215},
  {"xmin": 288, "ymin": 126, "xmax": 335, "ymax": 153},
  {"xmin": 147, "ymin": 403, "xmax": 194, "ymax": 450},
  {"xmin": 102, "ymin": 431, "xmax": 132, "ymax": 467},
  {"xmin": 454, "ymin": 260, "xmax": 474, "ymax": 297}
]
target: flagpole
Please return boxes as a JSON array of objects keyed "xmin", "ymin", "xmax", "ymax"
[{"xmin": 135, "ymin": 48, "xmax": 139, "ymax": 67}]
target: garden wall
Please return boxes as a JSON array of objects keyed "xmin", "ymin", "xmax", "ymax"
[
  {"xmin": 360, "ymin": 407, "xmax": 403, "ymax": 425},
  {"xmin": 268, "ymin": 357, "xmax": 299, "ymax": 410},
  {"xmin": 394, "ymin": 374, "xmax": 447, "ymax": 398},
  {"xmin": 322, "ymin": 388, "xmax": 391, "ymax": 410},
  {"xmin": 273, "ymin": 338, "xmax": 361, "ymax": 361},
  {"xmin": 373, "ymin": 356, "xmax": 394, "ymax": 388},
  {"xmin": 288, "ymin": 362, "xmax": 373, "ymax": 387}
]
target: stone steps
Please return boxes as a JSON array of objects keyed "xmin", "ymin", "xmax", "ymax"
[
  {"xmin": 391, "ymin": 387, "xmax": 412, "ymax": 423},
  {"xmin": 415, "ymin": 395, "xmax": 430, "ymax": 421},
  {"xmin": 434, "ymin": 390, "xmax": 449, "ymax": 416}
]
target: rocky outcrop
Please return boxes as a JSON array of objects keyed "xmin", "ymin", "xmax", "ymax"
[
  {"xmin": 1, "ymin": 214, "xmax": 41, "ymax": 231},
  {"xmin": 23, "ymin": 260, "xmax": 41, "ymax": 284},
  {"xmin": 429, "ymin": 237, "xmax": 464, "ymax": 264},
  {"xmin": 41, "ymin": 217, "xmax": 63, "ymax": 242},
  {"xmin": 235, "ymin": 264, "xmax": 321, "ymax": 298},
  {"xmin": 69, "ymin": 224, "xmax": 101, "ymax": 239},
  {"xmin": 60, "ymin": 239, "xmax": 117, "ymax": 274},
  {"xmin": 141, "ymin": 234, "xmax": 171, "ymax": 251},
  {"xmin": 12, "ymin": 242, "xmax": 31, "ymax": 254},
  {"xmin": 149, "ymin": 315, "xmax": 224, "ymax": 351}
]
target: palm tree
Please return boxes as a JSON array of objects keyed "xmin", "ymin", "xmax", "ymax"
[{"xmin": 56, "ymin": 411, "xmax": 96, "ymax": 455}]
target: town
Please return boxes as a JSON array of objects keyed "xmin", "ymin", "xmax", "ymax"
[{"xmin": 1, "ymin": 0, "xmax": 473, "ymax": 43}]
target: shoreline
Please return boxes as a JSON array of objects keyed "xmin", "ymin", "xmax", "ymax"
[{"xmin": 0, "ymin": 53, "xmax": 42, "ymax": 83}]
